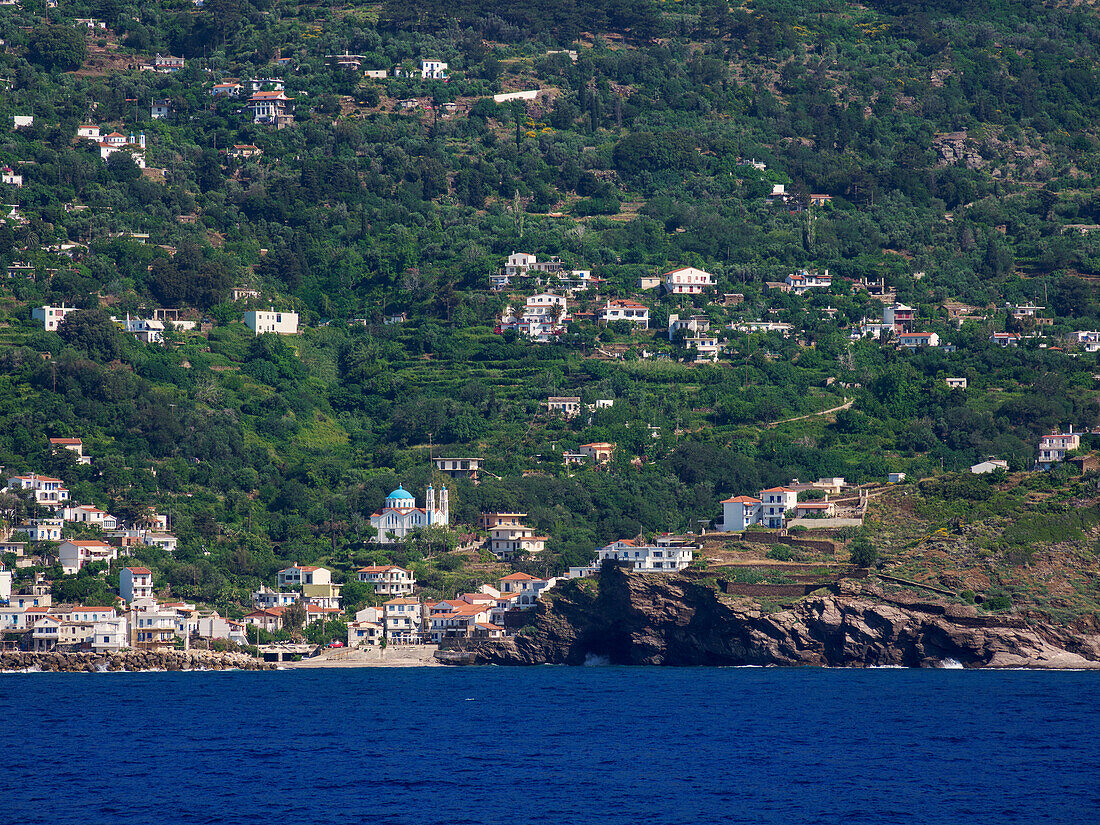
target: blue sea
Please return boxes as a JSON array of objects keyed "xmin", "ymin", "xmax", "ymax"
[{"xmin": 2, "ymin": 667, "xmax": 1098, "ymax": 825}]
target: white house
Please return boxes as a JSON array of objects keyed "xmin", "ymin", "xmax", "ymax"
[
  {"xmin": 991, "ymin": 332, "xmax": 1020, "ymax": 347},
  {"xmin": 13, "ymin": 115, "xmax": 33, "ymax": 129},
  {"xmin": 7, "ymin": 474, "xmax": 69, "ymax": 507},
  {"xmin": 246, "ymin": 91, "xmax": 294, "ymax": 127},
  {"xmin": 432, "ymin": 457, "xmax": 484, "ymax": 479},
  {"xmin": 896, "ymin": 331, "xmax": 940, "ymax": 349},
  {"xmin": 419, "ymin": 59, "xmax": 448, "ymax": 79},
  {"xmin": 251, "ymin": 586, "xmax": 299, "ymax": 609},
  {"xmin": 759, "ymin": 487, "xmax": 798, "ymax": 528},
  {"xmin": 573, "ymin": 539, "xmax": 694, "ymax": 576},
  {"xmin": 153, "ymin": 54, "xmax": 185, "ymax": 72},
  {"xmin": 59, "ymin": 540, "xmax": 117, "ymax": 574},
  {"xmin": 1, "ymin": 166, "xmax": 22, "ymax": 187},
  {"xmin": 500, "ymin": 293, "xmax": 570, "ymax": 342},
  {"xmin": 546, "ymin": 396, "xmax": 582, "ymax": 418},
  {"xmin": 348, "ymin": 607, "xmax": 384, "ymax": 646},
  {"xmin": 488, "ymin": 520, "xmax": 547, "ymax": 560},
  {"xmin": 277, "ymin": 564, "xmax": 332, "ymax": 588},
  {"xmin": 356, "ymin": 565, "xmax": 416, "ymax": 596},
  {"xmin": 97, "ymin": 133, "xmax": 147, "ymax": 168},
  {"xmin": 370, "ymin": 485, "xmax": 449, "ymax": 544},
  {"xmin": 49, "ymin": 437, "xmax": 91, "ymax": 465},
  {"xmin": 62, "ymin": 504, "xmax": 117, "ymax": 529},
  {"xmin": 668, "ymin": 314, "xmax": 710, "ymax": 336},
  {"xmin": 971, "ymin": 459, "xmax": 1009, "ymax": 474},
  {"xmin": 150, "ymin": 99, "xmax": 172, "ymax": 119},
  {"xmin": 382, "ymin": 598, "xmax": 422, "ymax": 642},
  {"xmin": 664, "ymin": 266, "xmax": 715, "ymax": 295},
  {"xmin": 720, "ymin": 495, "xmax": 762, "ymax": 531},
  {"xmin": 1037, "ymin": 428, "xmax": 1080, "ymax": 470},
  {"xmin": 946, "ymin": 377, "xmax": 968, "ymax": 389},
  {"xmin": 32, "ymin": 305, "xmax": 78, "ymax": 332},
  {"xmin": 21, "ymin": 518, "xmax": 63, "ymax": 542},
  {"xmin": 0, "ymin": 564, "xmax": 12, "ymax": 603},
  {"xmin": 244, "ymin": 309, "xmax": 298, "ymax": 335},
  {"xmin": 784, "ymin": 269, "xmax": 831, "ymax": 295},
  {"xmin": 211, "ymin": 82, "xmax": 243, "ymax": 98},
  {"xmin": 599, "ymin": 300, "xmax": 649, "ymax": 328},
  {"xmin": 120, "ymin": 567, "xmax": 155, "ymax": 603},
  {"xmin": 686, "ymin": 335, "xmax": 721, "ymax": 362},
  {"xmin": 579, "ymin": 442, "xmax": 614, "ymax": 465}
]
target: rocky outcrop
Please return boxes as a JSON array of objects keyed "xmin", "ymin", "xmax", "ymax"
[
  {"xmin": 0, "ymin": 650, "xmax": 276, "ymax": 672},
  {"xmin": 437, "ymin": 565, "xmax": 1100, "ymax": 669}
]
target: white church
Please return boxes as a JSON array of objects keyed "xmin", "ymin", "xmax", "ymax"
[{"xmin": 370, "ymin": 484, "xmax": 449, "ymax": 544}]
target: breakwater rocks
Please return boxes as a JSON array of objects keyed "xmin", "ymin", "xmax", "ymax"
[
  {"xmin": 437, "ymin": 564, "xmax": 1100, "ymax": 669},
  {"xmin": 0, "ymin": 650, "xmax": 276, "ymax": 672}
]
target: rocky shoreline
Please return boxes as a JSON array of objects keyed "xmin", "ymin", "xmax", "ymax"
[
  {"xmin": 0, "ymin": 650, "xmax": 276, "ymax": 672},
  {"xmin": 436, "ymin": 565, "xmax": 1100, "ymax": 669}
]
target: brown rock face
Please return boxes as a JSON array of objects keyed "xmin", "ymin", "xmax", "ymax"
[{"xmin": 440, "ymin": 565, "xmax": 1100, "ymax": 669}]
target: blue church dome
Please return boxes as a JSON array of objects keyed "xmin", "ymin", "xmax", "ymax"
[{"xmin": 386, "ymin": 486, "xmax": 414, "ymax": 501}]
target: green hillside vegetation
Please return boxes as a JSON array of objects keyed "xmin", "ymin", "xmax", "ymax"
[{"xmin": 1, "ymin": 0, "xmax": 1100, "ymax": 623}]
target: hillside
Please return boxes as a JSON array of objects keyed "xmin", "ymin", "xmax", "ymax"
[{"xmin": 0, "ymin": 0, "xmax": 1099, "ymax": 638}]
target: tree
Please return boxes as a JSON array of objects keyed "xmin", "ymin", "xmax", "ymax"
[
  {"xmin": 283, "ymin": 601, "xmax": 307, "ymax": 630},
  {"xmin": 848, "ymin": 536, "xmax": 878, "ymax": 567},
  {"xmin": 27, "ymin": 26, "xmax": 87, "ymax": 72},
  {"xmin": 57, "ymin": 308, "xmax": 121, "ymax": 361}
]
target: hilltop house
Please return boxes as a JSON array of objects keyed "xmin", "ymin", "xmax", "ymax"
[
  {"xmin": 150, "ymin": 99, "xmax": 172, "ymax": 119},
  {"xmin": 663, "ymin": 266, "xmax": 715, "ymax": 296},
  {"xmin": 1037, "ymin": 428, "xmax": 1080, "ymax": 470},
  {"xmin": 62, "ymin": 504, "xmax": 117, "ymax": 529},
  {"xmin": 211, "ymin": 82, "xmax": 242, "ymax": 98},
  {"xmin": 784, "ymin": 269, "xmax": 832, "ymax": 295},
  {"xmin": 686, "ymin": 334, "xmax": 721, "ymax": 362},
  {"xmin": 570, "ymin": 537, "xmax": 694, "ymax": 577},
  {"xmin": 432, "ymin": 457, "xmax": 484, "ymax": 479},
  {"xmin": 59, "ymin": 540, "xmax": 117, "ymax": 574},
  {"xmin": 277, "ymin": 564, "xmax": 331, "ymax": 589},
  {"xmin": 721, "ymin": 487, "xmax": 799, "ymax": 530},
  {"xmin": 546, "ymin": 396, "xmax": 582, "ymax": 418},
  {"xmin": 991, "ymin": 332, "xmax": 1020, "ymax": 347},
  {"xmin": 896, "ymin": 331, "xmax": 940, "ymax": 349},
  {"xmin": 2, "ymin": 166, "xmax": 22, "ymax": 187},
  {"xmin": 246, "ymin": 91, "xmax": 294, "ymax": 127},
  {"xmin": 50, "ymin": 437, "xmax": 91, "ymax": 465},
  {"xmin": 599, "ymin": 300, "xmax": 649, "ymax": 328},
  {"xmin": 884, "ymin": 303, "xmax": 916, "ymax": 332},
  {"xmin": 356, "ymin": 565, "xmax": 416, "ymax": 596},
  {"xmin": 153, "ymin": 55, "xmax": 185, "ymax": 73},
  {"xmin": 369, "ymin": 485, "xmax": 449, "ymax": 544},
  {"xmin": 120, "ymin": 567, "xmax": 154, "ymax": 603},
  {"xmin": 243, "ymin": 309, "xmax": 298, "ymax": 335},
  {"xmin": 32, "ymin": 304, "xmax": 78, "ymax": 331},
  {"xmin": 487, "ymin": 514, "xmax": 547, "ymax": 560},
  {"xmin": 579, "ymin": 443, "xmax": 614, "ymax": 465},
  {"xmin": 6, "ymin": 473, "xmax": 69, "ymax": 507}
]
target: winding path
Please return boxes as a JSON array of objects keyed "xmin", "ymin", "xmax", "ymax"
[{"xmin": 763, "ymin": 397, "xmax": 853, "ymax": 428}]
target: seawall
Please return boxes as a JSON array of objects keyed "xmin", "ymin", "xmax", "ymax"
[{"xmin": 0, "ymin": 650, "xmax": 276, "ymax": 672}]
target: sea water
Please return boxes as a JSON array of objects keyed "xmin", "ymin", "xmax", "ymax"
[{"xmin": 2, "ymin": 667, "xmax": 1098, "ymax": 824}]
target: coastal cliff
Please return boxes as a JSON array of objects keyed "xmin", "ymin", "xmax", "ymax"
[
  {"xmin": 0, "ymin": 650, "xmax": 276, "ymax": 672},
  {"xmin": 438, "ymin": 565, "xmax": 1100, "ymax": 669}
]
